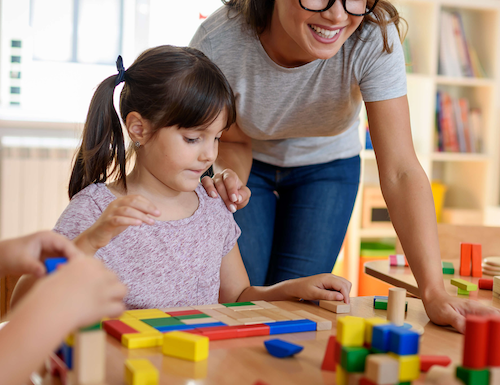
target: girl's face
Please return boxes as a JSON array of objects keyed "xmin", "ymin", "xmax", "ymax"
[
  {"xmin": 140, "ymin": 111, "xmax": 226, "ymax": 194},
  {"xmin": 269, "ymin": 0, "xmax": 364, "ymax": 65}
]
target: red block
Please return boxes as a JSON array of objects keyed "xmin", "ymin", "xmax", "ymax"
[
  {"xmin": 196, "ymin": 326, "xmax": 240, "ymax": 340},
  {"xmin": 420, "ymin": 355, "xmax": 452, "ymax": 372},
  {"xmin": 235, "ymin": 324, "xmax": 270, "ymax": 338},
  {"xmin": 321, "ymin": 335, "xmax": 336, "ymax": 371},
  {"xmin": 460, "ymin": 243, "xmax": 472, "ymax": 276},
  {"xmin": 335, "ymin": 340, "xmax": 342, "ymax": 366},
  {"xmin": 102, "ymin": 320, "xmax": 138, "ymax": 341},
  {"xmin": 359, "ymin": 378, "xmax": 377, "ymax": 385},
  {"xmin": 478, "ymin": 279, "xmax": 493, "ymax": 290},
  {"xmin": 488, "ymin": 316, "xmax": 500, "ymax": 366},
  {"xmin": 166, "ymin": 310, "xmax": 203, "ymax": 317},
  {"xmin": 463, "ymin": 315, "xmax": 489, "ymax": 368},
  {"xmin": 471, "ymin": 244, "xmax": 483, "ymax": 277}
]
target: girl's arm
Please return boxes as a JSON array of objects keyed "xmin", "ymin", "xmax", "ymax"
[
  {"xmin": 201, "ymin": 122, "xmax": 252, "ymax": 212},
  {"xmin": 219, "ymin": 244, "xmax": 351, "ymax": 304},
  {"xmin": 367, "ymin": 95, "xmax": 498, "ymax": 333}
]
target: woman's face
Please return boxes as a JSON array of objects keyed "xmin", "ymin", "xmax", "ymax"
[{"xmin": 270, "ymin": 0, "xmax": 364, "ymax": 65}]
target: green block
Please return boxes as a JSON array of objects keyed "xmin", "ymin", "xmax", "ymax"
[
  {"xmin": 458, "ymin": 288, "xmax": 470, "ymax": 295},
  {"xmin": 141, "ymin": 317, "xmax": 183, "ymax": 327},
  {"xmin": 340, "ymin": 346, "xmax": 370, "ymax": 373},
  {"xmin": 398, "ymin": 383, "xmax": 411, "ymax": 385},
  {"xmin": 456, "ymin": 366, "xmax": 490, "ymax": 385},
  {"xmin": 80, "ymin": 322, "xmax": 101, "ymax": 332},
  {"xmin": 223, "ymin": 302, "xmax": 255, "ymax": 307},
  {"xmin": 374, "ymin": 301, "xmax": 388, "ymax": 310},
  {"xmin": 442, "ymin": 261, "xmax": 455, "ymax": 275},
  {"xmin": 174, "ymin": 313, "xmax": 210, "ymax": 320}
]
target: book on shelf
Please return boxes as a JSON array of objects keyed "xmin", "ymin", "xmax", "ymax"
[
  {"xmin": 435, "ymin": 90, "xmax": 482, "ymax": 153},
  {"xmin": 439, "ymin": 10, "xmax": 484, "ymax": 78}
]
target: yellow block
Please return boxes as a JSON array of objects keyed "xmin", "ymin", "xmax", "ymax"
[
  {"xmin": 337, "ymin": 316, "xmax": 365, "ymax": 347},
  {"xmin": 162, "ymin": 331, "xmax": 209, "ymax": 362},
  {"xmin": 65, "ymin": 333, "xmax": 74, "ymax": 347},
  {"xmin": 336, "ymin": 364, "xmax": 347, "ymax": 385},
  {"xmin": 389, "ymin": 353, "xmax": 420, "ymax": 382},
  {"xmin": 364, "ymin": 317, "xmax": 389, "ymax": 345},
  {"xmin": 121, "ymin": 319, "xmax": 162, "ymax": 335},
  {"xmin": 122, "ymin": 333, "xmax": 163, "ymax": 349},
  {"xmin": 125, "ymin": 309, "xmax": 170, "ymax": 320},
  {"xmin": 125, "ymin": 358, "xmax": 159, "ymax": 385}
]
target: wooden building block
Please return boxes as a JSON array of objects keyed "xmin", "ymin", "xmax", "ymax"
[
  {"xmin": 337, "ymin": 316, "xmax": 365, "ymax": 347},
  {"xmin": 463, "ymin": 315, "xmax": 489, "ymax": 369},
  {"xmin": 456, "ymin": 366, "xmax": 490, "ymax": 385},
  {"xmin": 471, "ymin": 244, "xmax": 483, "ymax": 277},
  {"xmin": 162, "ymin": 331, "xmax": 209, "ymax": 362},
  {"xmin": 340, "ymin": 346, "xmax": 370, "ymax": 373},
  {"xmin": 264, "ymin": 339, "xmax": 303, "ymax": 358},
  {"xmin": 387, "ymin": 287, "xmax": 406, "ymax": 326},
  {"xmin": 321, "ymin": 335, "xmax": 337, "ymax": 372},
  {"xmin": 231, "ymin": 305, "xmax": 264, "ymax": 311},
  {"xmin": 442, "ymin": 261, "xmax": 455, "ymax": 275},
  {"xmin": 213, "ymin": 315, "xmax": 243, "ymax": 326},
  {"xmin": 451, "ymin": 278, "xmax": 478, "ymax": 291},
  {"xmin": 124, "ymin": 358, "xmax": 159, "ymax": 385},
  {"xmin": 121, "ymin": 319, "xmax": 165, "ymax": 335},
  {"xmin": 420, "ymin": 355, "xmax": 452, "ymax": 372},
  {"xmin": 181, "ymin": 317, "xmax": 221, "ymax": 325},
  {"xmin": 44, "ymin": 257, "xmax": 68, "ymax": 274},
  {"xmin": 271, "ymin": 308, "xmax": 306, "ymax": 321},
  {"xmin": 125, "ymin": 309, "xmax": 170, "ymax": 320},
  {"xmin": 426, "ymin": 364, "xmax": 457, "ymax": 384},
  {"xmin": 254, "ymin": 309, "xmax": 290, "ymax": 321},
  {"xmin": 319, "ymin": 300, "xmax": 350, "ymax": 314},
  {"xmin": 336, "ymin": 364, "xmax": 348, "ymax": 385},
  {"xmin": 74, "ymin": 330, "xmax": 106, "ymax": 385},
  {"xmin": 460, "ymin": 243, "xmax": 472, "ymax": 276},
  {"xmin": 389, "ymin": 254, "xmax": 408, "ymax": 267},
  {"xmin": 488, "ymin": 316, "xmax": 500, "ymax": 366},
  {"xmin": 490, "ymin": 367, "xmax": 500, "ymax": 385},
  {"xmin": 251, "ymin": 301, "xmax": 278, "ymax": 309},
  {"xmin": 160, "ymin": 306, "xmax": 194, "ymax": 312},
  {"xmin": 240, "ymin": 316, "xmax": 276, "ymax": 325},
  {"xmin": 388, "ymin": 327, "xmax": 420, "ymax": 355},
  {"xmin": 365, "ymin": 354, "xmax": 399, "ymax": 384},
  {"xmin": 292, "ymin": 310, "xmax": 331, "ymax": 330},
  {"xmin": 388, "ymin": 353, "xmax": 420, "ymax": 382},
  {"xmin": 122, "ymin": 333, "xmax": 163, "ymax": 349},
  {"xmin": 191, "ymin": 304, "xmax": 225, "ymax": 310},
  {"xmin": 166, "ymin": 310, "xmax": 203, "ymax": 317},
  {"xmin": 364, "ymin": 317, "xmax": 388, "ymax": 345},
  {"xmin": 102, "ymin": 320, "xmax": 139, "ymax": 342},
  {"xmin": 458, "ymin": 288, "xmax": 471, "ymax": 295},
  {"xmin": 478, "ymin": 278, "xmax": 493, "ymax": 290}
]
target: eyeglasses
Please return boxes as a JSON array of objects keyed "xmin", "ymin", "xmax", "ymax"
[{"xmin": 299, "ymin": 0, "xmax": 379, "ymax": 16}]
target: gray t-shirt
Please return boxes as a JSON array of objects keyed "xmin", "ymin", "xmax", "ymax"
[{"xmin": 190, "ymin": 6, "xmax": 407, "ymax": 167}]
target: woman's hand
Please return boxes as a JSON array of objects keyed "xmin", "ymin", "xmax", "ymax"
[
  {"xmin": 422, "ymin": 290, "xmax": 500, "ymax": 333},
  {"xmin": 75, "ymin": 195, "xmax": 160, "ymax": 254},
  {"xmin": 202, "ymin": 169, "xmax": 251, "ymax": 213},
  {"xmin": 286, "ymin": 273, "xmax": 352, "ymax": 303}
]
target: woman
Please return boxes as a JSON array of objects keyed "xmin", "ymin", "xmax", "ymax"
[{"xmin": 190, "ymin": 0, "xmax": 497, "ymax": 332}]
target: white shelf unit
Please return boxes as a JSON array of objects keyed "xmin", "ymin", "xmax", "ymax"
[{"xmin": 346, "ymin": 0, "xmax": 500, "ymax": 295}]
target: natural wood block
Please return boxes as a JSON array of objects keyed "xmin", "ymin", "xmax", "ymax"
[
  {"xmin": 254, "ymin": 309, "xmax": 290, "ymax": 321},
  {"xmin": 292, "ymin": 310, "xmax": 332, "ymax": 330},
  {"xmin": 74, "ymin": 330, "xmax": 106, "ymax": 384},
  {"xmin": 215, "ymin": 316, "xmax": 243, "ymax": 326},
  {"xmin": 239, "ymin": 317, "xmax": 276, "ymax": 325},
  {"xmin": 191, "ymin": 304, "xmax": 225, "ymax": 310},
  {"xmin": 231, "ymin": 305, "xmax": 263, "ymax": 311},
  {"xmin": 251, "ymin": 301, "xmax": 278, "ymax": 309},
  {"xmin": 319, "ymin": 300, "xmax": 350, "ymax": 314},
  {"xmin": 387, "ymin": 287, "xmax": 406, "ymax": 326},
  {"xmin": 365, "ymin": 354, "xmax": 399, "ymax": 384},
  {"xmin": 272, "ymin": 308, "xmax": 306, "ymax": 321}
]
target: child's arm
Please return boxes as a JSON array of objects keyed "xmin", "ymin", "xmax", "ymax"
[
  {"xmin": 73, "ymin": 194, "xmax": 160, "ymax": 255},
  {"xmin": 0, "ymin": 257, "xmax": 127, "ymax": 385},
  {"xmin": 0, "ymin": 231, "xmax": 84, "ymax": 278},
  {"xmin": 219, "ymin": 244, "xmax": 351, "ymax": 304}
]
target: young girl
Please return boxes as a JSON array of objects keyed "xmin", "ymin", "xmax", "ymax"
[{"xmin": 14, "ymin": 45, "xmax": 351, "ymax": 310}]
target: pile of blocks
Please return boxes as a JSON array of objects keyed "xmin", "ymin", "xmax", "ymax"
[
  {"xmin": 451, "ymin": 278, "xmax": 478, "ymax": 296},
  {"xmin": 460, "ymin": 242, "xmax": 482, "ymax": 277},
  {"xmin": 322, "ymin": 315, "xmax": 421, "ymax": 384}
]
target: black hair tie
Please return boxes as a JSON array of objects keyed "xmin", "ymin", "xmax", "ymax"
[{"xmin": 115, "ymin": 55, "xmax": 126, "ymax": 86}]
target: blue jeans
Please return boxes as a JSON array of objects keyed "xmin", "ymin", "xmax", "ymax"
[{"xmin": 234, "ymin": 156, "xmax": 360, "ymax": 286}]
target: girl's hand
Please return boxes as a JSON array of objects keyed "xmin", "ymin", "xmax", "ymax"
[
  {"xmin": 287, "ymin": 273, "xmax": 352, "ymax": 303},
  {"xmin": 0, "ymin": 231, "xmax": 85, "ymax": 278},
  {"xmin": 422, "ymin": 290, "xmax": 500, "ymax": 333},
  {"xmin": 28, "ymin": 257, "xmax": 127, "ymax": 328},
  {"xmin": 77, "ymin": 195, "xmax": 160, "ymax": 253},
  {"xmin": 201, "ymin": 169, "xmax": 251, "ymax": 213}
]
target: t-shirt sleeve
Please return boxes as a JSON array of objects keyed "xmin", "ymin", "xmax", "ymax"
[
  {"xmin": 189, "ymin": 24, "xmax": 213, "ymax": 58},
  {"xmin": 53, "ymin": 193, "xmax": 103, "ymax": 240},
  {"xmin": 356, "ymin": 23, "xmax": 407, "ymax": 102},
  {"xmin": 222, "ymin": 214, "xmax": 241, "ymax": 257}
]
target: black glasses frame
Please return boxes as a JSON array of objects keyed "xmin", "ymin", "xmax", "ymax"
[{"xmin": 299, "ymin": 0, "xmax": 379, "ymax": 16}]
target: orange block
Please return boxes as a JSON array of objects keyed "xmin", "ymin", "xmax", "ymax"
[
  {"xmin": 471, "ymin": 244, "xmax": 482, "ymax": 278},
  {"xmin": 321, "ymin": 335, "xmax": 336, "ymax": 371},
  {"xmin": 460, "ymin": 243, "xmax": 472, "ymax": 276}
]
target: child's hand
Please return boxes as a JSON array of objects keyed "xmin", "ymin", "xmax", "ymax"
[
  {"xmin": 33, "ymin": 257, "xmax": 127, "ymax": 327},
  {"xmin": 0, "ymin": 231, "xmax": 85, "ymax": 278},
  {"xmin": 77, "ymin": 195, "xmax": 160, "ymax": 252},
  {"xmin": 288, "ymin": 274, "xmax": 352, "ymax": 303}
]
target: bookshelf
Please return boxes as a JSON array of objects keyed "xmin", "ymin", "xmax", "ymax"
[{"xmin": 346, "ymin": 0, "xmax": 500, "ymax": 294}]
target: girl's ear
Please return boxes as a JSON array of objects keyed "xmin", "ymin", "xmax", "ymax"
[{"xmin": 126, "ymin": 112, "xmax": 151, "ymax": 144}]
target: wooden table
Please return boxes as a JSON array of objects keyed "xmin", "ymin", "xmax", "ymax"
[
  {"xmin": 41, "ymin": 296, "xmax": 494, "ymax": 385},
  {"xmin": 364, "ymin": 259, "xmax": 499, "ymax": 306}
]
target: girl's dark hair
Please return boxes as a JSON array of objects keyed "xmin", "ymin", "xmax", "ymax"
[
  {"xmin": 222, "ymin": 0, "xmax": 406, "ymax": 54},
  {"xmin": 69, "ymin": 45, "xmax": 236, "ymax": 199}
]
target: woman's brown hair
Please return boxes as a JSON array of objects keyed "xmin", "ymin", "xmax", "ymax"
[
  {"xmin": 222, "ymin": 0, "xmax": 406, "ymax": 54},
  {"xmin": 68, "ymin": 45, "xmax": 236, "ymax": 199}
]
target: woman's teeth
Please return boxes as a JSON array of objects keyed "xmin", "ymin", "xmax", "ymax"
[{"xmin": 309, "ymin": 24, "xmax": 340, "ymax": 39}]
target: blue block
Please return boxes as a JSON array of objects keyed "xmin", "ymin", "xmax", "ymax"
[
  {"xmin": 44, "ymin": 257, "xmax": 68, "ymax": 274},
  {"xmin": 61, "ymin": 343, "xmax": 72, "ymax": 369},
  {"xmin": 264, "ymin": 339, "xmax": 303, "ymax": 358},
  {"xmin": 156, "ymin": 324, "xmax": 196, "ymax": 332},
  {"xmin": 371, "ymin": 324, "xmax": 399, "ymax": 352},
  {"xmin": 185, "ymin": 321, "xmax": 226, "ymax": 329},
  {"xmin": 265, "ymin": 319, "xmax": 316, "ymax": 335},
  {"xmin": 389, "ymin": 327, "xmax": 419, "ymax": 355}
]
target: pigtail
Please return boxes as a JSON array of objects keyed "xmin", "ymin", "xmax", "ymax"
[{"xmin": 68, "ymin": 74, "xmax": 127, "ymax": 198}]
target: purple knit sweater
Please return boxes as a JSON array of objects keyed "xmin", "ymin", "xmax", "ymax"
[{"xmin": 54, "ymin": 183, "xmax": 241, "ymax": 309}]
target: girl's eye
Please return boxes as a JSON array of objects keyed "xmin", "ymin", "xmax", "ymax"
[
  {"xmin": 215, "ymin": 136, "xmax": 222, "ymax": 142},
  {"xmin": 184, "ymin": 137, "xmax": 199, "ymax": 144}
]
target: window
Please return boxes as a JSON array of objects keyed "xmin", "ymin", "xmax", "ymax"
[{"xmin": 30, "ymin": 0, "xmax": 123, "ymax": 65}]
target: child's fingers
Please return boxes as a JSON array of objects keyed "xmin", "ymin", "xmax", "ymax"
[
  {"xmin": 38, "ymin": 231, "xmax": 86, "ymax": 261},
  {"xmin": 117, "ymin": 195, "xmax": 161, "ymax": 217},
  {"xmin": 109, "ymin": 214, "xmax": 150, "ymax": 227}
]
